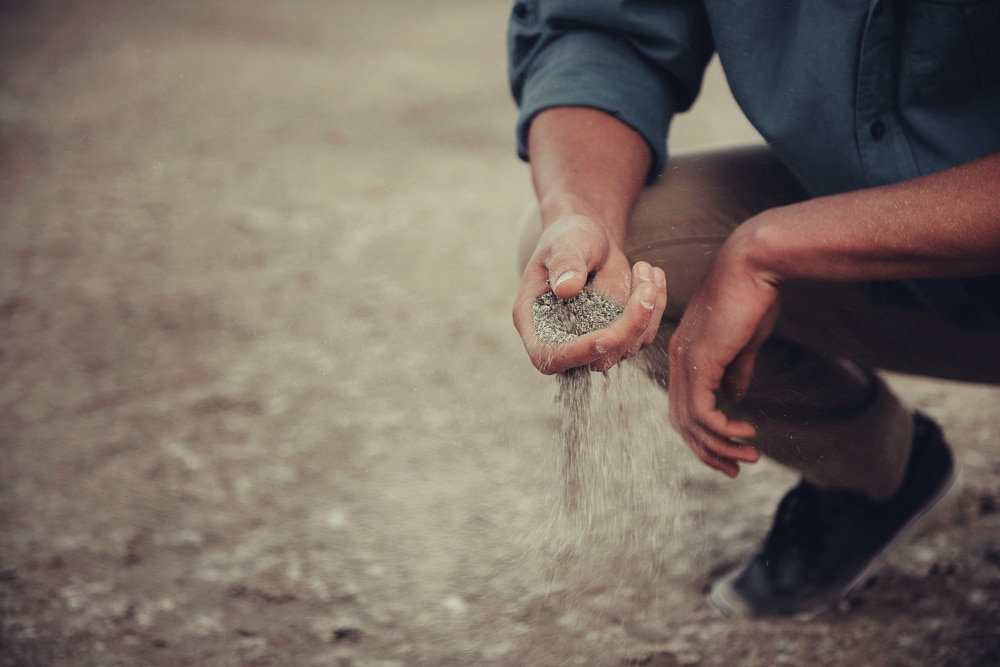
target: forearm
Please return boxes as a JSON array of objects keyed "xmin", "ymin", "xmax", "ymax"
[
  {"xmin": 741, "ymin": 151, "xmax": 1000, "ymax": 284},
  {"xmin": 527, "ymin": 107, "xmax": 651, "ymax": 247}
]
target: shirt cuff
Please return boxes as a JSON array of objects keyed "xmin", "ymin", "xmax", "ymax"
[{"xmin": 514, "ymin": 29, "xmax": 678, "ymax": 182}]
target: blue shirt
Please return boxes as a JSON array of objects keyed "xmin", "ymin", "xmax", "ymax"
[{"xmin": 508, "ymin": 0, "xmax": 1000, "ymax": 331}]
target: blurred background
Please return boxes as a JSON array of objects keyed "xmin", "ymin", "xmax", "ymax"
[{"xmin": 2, "ymin": 1, "xmax": 999, "ymax": 665}]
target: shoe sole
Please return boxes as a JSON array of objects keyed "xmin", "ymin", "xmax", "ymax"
[{"xmin": 707, "ymin": 457, "xmax": 964, "ymax": 618}]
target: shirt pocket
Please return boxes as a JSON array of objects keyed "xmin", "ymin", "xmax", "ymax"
[{"xmin": 903, "ymin": 0, "xmax": 1000, "ymax": 107}]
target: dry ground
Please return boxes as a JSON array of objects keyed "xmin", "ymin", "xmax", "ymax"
[{"xmin": 2, "ymin": 1, "xmax": 1000, "ymax": 665}]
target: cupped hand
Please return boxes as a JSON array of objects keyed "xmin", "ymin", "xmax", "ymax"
[
  {"xmin": 667, "ymin": 232, "xmax": 783, "ymax": 477},
  {"xmin": 513, "ymin": 214, "xmax": 667, "ymax": 374}
]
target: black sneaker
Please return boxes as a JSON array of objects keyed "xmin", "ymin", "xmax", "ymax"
[{"xmin": 708, "ymin": 412, "xmax": 962, "ymax": 617}]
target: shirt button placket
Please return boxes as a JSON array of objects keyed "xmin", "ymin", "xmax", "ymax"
[{"xmin": 854, "ymin": 2, "xmax": 919, "ymax": 185}]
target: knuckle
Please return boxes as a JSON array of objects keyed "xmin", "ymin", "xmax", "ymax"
[
  {"xmin": 596, "ymin": 357, "xmax": 617, "ymax": 372},
  {"xmin": 632, "ymin": 311, "xmax": 650, "ymax": 334}
]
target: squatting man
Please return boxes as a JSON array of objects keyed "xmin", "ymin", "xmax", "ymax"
[{"xmin": 506, "ymin": 0, "xmax": 1000, "ymax": 616}]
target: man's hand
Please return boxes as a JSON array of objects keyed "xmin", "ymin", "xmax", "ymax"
[
  {"xmin": 667, "ymin": 228, "xmax": 781, "ymax": 477},
  {"xmin": 667, "ymin": 152, "xmax": 1000, "ymax": 476},
  {"xmin": 513, "ymin": 214, "xmax": 667, "ymax": 374},
  {"xmin": 518, "ymin": 107, "xmax": 658, "ymax": 373}
]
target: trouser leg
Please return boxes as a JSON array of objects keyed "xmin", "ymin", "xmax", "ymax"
[{"xmin": 517, "ymin": 145, "xmax": 1000, "ymax": 501}]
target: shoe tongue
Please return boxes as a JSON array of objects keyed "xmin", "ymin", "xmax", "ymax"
[
  {"xmin": 768, "ymin": 482, "xmax": 875, "ymax": 560},
  {"xmin": 782, "ymin": 482, "xmax": 822, "ymax": 523},
  {"xmin": 764, "ymin": 483, "xmax": 823, "ymax": 555},
  {"xmin": 814, "ymin": 485, "xmax": 878, "ymax": 519}
]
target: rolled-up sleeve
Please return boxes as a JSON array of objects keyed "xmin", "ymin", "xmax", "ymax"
[{"xmin": 507, "ymin": 0, "xmax": 714, "ymax": 180}]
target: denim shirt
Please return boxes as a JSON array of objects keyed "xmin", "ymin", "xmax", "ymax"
[{"xmin": 507, "ymin": 0, "xmax": 1000, "ymax": 331}]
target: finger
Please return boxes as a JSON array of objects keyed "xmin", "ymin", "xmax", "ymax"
[
  {"xmin": 625, "ymin": 262, "xmax": 656, "ymax": 357},
  {"xmin": 710, "ymin": 433, "xmax": 761, "ymax": 463},
  {"xmin": 633, "ymin": 265, "xmax": 667, "ymax": 352},
  {"xmin": 535, "ymin": 215, "xmax": 611, "ymax": 298},
  {"xmin": 632, "ymin": 261, "xmax": 653, "ymax": 286},
  {"xmin": 722, "ymin": 348, "xmax": 757, "ymax": 404},
  {"xmin": 528, "ymin": 329, "xmax": 610, "ymax": 374},
  {"xmin": 689, "ymin": 442, "xmax": 741, "ymax": 477},
  {"xmin": 644, "ymin": 266, "xmax": 667, "ymax": 344},
  {"xmin": 546, "ymin": 251, "xmax": 590, "ymax": 298},
  {"xmin": 669, "ymin": 366, "xmax": 759, "ymax": 471},
  {"xmin": 694, "ymin": 397, "xmax": 759, "ymax": 446},
  {"xmin": 682, "ymin": 422, "xmax": 752, "ymax": 477},
  {"xmin": 590, "ymin": 281, "xmax": 656, "ymax": 371},
  {"xmin": 722, "ymin": 297, "xmax": 781, "ymax": 403},
  {"xmin": 684, "ymin": 422, "xmax": 760, "ymax": 477},
  {"xmin": 683, "ymin": 406, "xmax": 760, "ymax": 457}
]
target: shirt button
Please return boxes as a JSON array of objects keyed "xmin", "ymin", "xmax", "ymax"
[{"xmin": 870, "ymin": 120, "xmax": 886, "ymax": 141}]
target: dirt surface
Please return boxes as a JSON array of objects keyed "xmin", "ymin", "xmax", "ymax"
[{"xmin": 2, "ymin": 2, "xmax": 1000, "ymax": 665}]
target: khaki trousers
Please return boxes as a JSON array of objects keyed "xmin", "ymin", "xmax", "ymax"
[{"xmin": 518, "ymin": 146, "xmax": 1000, "ymax": 500}]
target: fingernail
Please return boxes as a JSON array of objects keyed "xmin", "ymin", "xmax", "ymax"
[
  {"xmin": 553, "ymin": 271, "xmax": 581, "ymax": 290},
  {"xmin": 595, "ymin": 338, "xmax": 609, "ymax": 354},
  {"xmin": 637, "ymin": 264, "xmax": 652, "ymax": 281},
  {"xmin": 640, "ymin": 285, "xmax": 655, "ymax": 309}
]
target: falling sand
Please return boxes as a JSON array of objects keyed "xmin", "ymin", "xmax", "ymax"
[{"xmin": 528, "ymin": 288, "xmax": 692, "ymax": 571}]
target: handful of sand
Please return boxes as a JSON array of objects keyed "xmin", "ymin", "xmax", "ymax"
[{"xmin": 532, "ymin": 287, "xmax": 624, "ymax": 344}]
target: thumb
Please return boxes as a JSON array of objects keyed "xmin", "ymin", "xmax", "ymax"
[
  {"xmin": 721, "ymin": 296, "xmax": 782, "ymax": 403},
  {"xmin": 547, "ymin": 253, "xmax": 590, "ymax": 298},
  {"xmin": 722, "ymin": 348, "xmax": 757, "ymax": 403}
]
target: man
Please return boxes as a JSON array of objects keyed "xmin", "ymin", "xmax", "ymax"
[{"xmin": 507, "ymin": 0, "xmax": 1000, "ymax": 617}]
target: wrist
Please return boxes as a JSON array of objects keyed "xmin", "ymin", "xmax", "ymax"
[
  {"xmin": 537, "ymin": 203, "xmax": 629, "ymax": 252},
  {"xmin": 726, "ymin": 213, "xmax": 786, "ymax": 288},
  {"xmin": 538, "ymin": 192, "xmax": 605, "ymax": 229}
]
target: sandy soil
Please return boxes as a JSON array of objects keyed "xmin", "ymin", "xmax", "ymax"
[{"xmin": 2, "ymin": 2, "xmax": 1000, "ymax": 665}]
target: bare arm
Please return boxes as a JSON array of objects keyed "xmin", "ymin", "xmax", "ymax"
[
  {"xmin": 514, "ymin": 107, "xmax": 668, "ymax": 373},
  {"xmin": 738, "ymin": 151, "xmax": 1000, "ymax": 284},
  {"xmin": 669, "ymin": 151, "xmax": 1000, "ymax": 477},
  {"xmin": 528, "ymin": 107, "xmax": 650, "ymax": 265}
]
